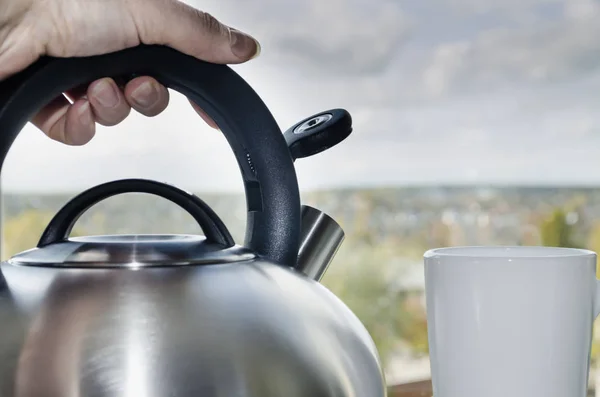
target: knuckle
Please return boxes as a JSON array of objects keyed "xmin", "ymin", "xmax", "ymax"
[{"xmin": 196, "ymin": 11, "xmax": 226, "ymax": 36}]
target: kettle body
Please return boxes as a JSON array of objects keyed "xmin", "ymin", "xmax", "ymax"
[
  {"xmin": 0, "ymin": 45, "xmax": 386, "ymax": 396},
  {"xmin": 0, "ymin": 252, "xmax": 384, "ymax": 396}
]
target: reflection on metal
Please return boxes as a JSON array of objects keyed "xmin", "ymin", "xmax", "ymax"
[
  {"xmin": 0, "ymin": 256, "xmax": 385, "ymax": 396},
  {"xmin": 296, "ymin": 205, "xmax": 345, "ymax": 281}
]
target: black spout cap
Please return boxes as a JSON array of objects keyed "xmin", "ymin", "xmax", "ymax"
[{"xmin": 283, "ymin": 109, "xmax": 352, "ymax": 161}]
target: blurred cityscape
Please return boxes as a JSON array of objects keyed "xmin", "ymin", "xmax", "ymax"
[{"xmin": 3, "ymin": 185, "xmax": 600, "ymax": 390}]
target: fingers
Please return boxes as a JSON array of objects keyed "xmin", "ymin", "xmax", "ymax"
[
  {"xmin": 31, "ymin": 73, "xmax": 221, "ymax": 146},
  {"xmin": 87, "ymin": 78, "xmax": 131, "ymax": 126},
  {"xmin": 123, "ymin": 76, "xmax": 169, "ymax": 117},
  {"xmin": 32, "ymin": 96, "xmax": 96, "ymax": 146},
  {"xmin": 128, "ymin": 0, "xmax": 261, "ymax": 64},
  {"xmin": 83, "ymin": 77, "xmax": 169, "ymax": 120},
  {"xmin": 31, "ymin": 76, "xmax": 172, "ymax": 145},
  {"xmin": 69, "ymin": 77, "xmax": 169, "ymax": 124}
]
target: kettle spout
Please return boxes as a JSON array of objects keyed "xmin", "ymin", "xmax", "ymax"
[{"xmin": 296, "ymin": 205, "xmax": 345, "ymax": 281}]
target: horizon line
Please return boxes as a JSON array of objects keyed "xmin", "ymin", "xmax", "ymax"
[{"xmin": 2, "ymin": 181, "xmax": 600, "ymax": 195}]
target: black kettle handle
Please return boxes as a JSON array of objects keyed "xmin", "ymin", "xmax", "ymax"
[
  {"xmin": 38, "ymin": 178, "xmax": 235, "ymax": 248},
  {"xmin": 0, "ymin": 44, "xmax": 301, "ymax": 266}
]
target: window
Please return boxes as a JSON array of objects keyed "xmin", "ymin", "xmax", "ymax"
[{"xmin": 3, "ymin": 0, "xmax": 600, "ymax": 395}]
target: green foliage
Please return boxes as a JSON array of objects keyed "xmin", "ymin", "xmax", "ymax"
[
  {"xmin": 589, "ymin": 222, "xmax": 600, "ymax": 279},
  {"xmin": 322, "ymin": 235, "xmax": 427, "ymax": 365},
  {"xmin": 592, "ymin": 338, "xmax": 600, "ymax": 367},
  {"xmin": 540, "ymin": 208, "xmax": 580, "ymax": 248},
  {"xmin": 395, "ymin": 301, "xmax": 429, "ymax": 355},
  {"xmin": 2, "ymin": 209, "xmax": 88, "ymax": 260}
]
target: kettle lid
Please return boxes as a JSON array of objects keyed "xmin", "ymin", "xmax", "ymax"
[
  {"xmin": 8, "ymin": 179, "xmax": 255, "ymax": 268},
  {"xmin": 9, "ymin": 234, "xmax": 255, "ymax": 268}
]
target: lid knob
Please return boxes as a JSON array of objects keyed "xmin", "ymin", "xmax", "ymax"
[
  {"xmin": 10, "ymin": 179, "xmax": 259, "ymax": 268},
  {"xmin": 38, "ymin": 178, "xmax": 234, "ymax": 248}
]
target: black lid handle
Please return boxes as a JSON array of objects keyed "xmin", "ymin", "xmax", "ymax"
[
  {"xmin": 0, "ymin": 45, "xmax": 301, "ymax": 266},
  {"xmin": 38, "ymin": 178, "xmax": 235, "ymax": 248}
]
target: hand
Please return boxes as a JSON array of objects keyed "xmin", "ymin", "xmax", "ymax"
[{"xmin": 0, "ymin": 0, "xmax": 260, "ymax": 145}]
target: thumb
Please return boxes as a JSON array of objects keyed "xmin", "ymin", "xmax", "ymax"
[{"xmin": 129, "ymin": 0, "xmax": 261, "ymax": 64}]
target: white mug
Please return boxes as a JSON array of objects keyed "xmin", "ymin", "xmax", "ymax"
[{"xmin": 424, "ymin": 246, "xmax": 599, "ymax": 397}]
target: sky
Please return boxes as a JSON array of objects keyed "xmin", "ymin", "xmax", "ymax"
[{"xmin": 3, "ymin": 0, "xmax": 600, "ymax": 193}]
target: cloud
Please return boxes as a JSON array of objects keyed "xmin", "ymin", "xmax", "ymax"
[
  {"xmin": 417, "ymin": 0, "xmax": 600, "ymax": 97},
  {"xmin": 262, "ymin": 0, "xmax": 412, "ymax": 76},
  {"xmin": 190, "ymin": 0, "xmax": 413, "ymax": 76},
  {"xmin": 443, "ymin": 0, "xmax": 562, "ymax": 15},
  {"xmin": 218, "ymin": 0, "xmax": 600, "ymax": 110}
]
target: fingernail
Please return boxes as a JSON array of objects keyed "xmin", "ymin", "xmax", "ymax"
[
  {"xmin": 78, "ymin": 101, "xmax": 93, "ymax": 127},
  {"xmin": 230, "ymin": 30, "xmax": 261, "ymax": 60},
  {"xmin": 252, "ymin": 40, "xmax": 261, "ymax": 60},
  {"xmin": 131, "ymin": 81, "xmax": 159, "ymax": 108},
  {"xmin": 91, "ymin": 79, "xmax": 119, "ymax": 108},
  {"xmin": 69, "ymin": 101, "xmax": 95, "ymax": 145}
]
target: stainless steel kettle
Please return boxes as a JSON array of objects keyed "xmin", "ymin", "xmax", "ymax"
[{"xmin": 0, "ymin": 45, "xmax": 386, "ymax": 397}]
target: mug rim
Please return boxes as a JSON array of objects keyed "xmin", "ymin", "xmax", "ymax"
[{"xmin": 424, "ymin": 245, "xmax": 596, "ymax": 259}]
